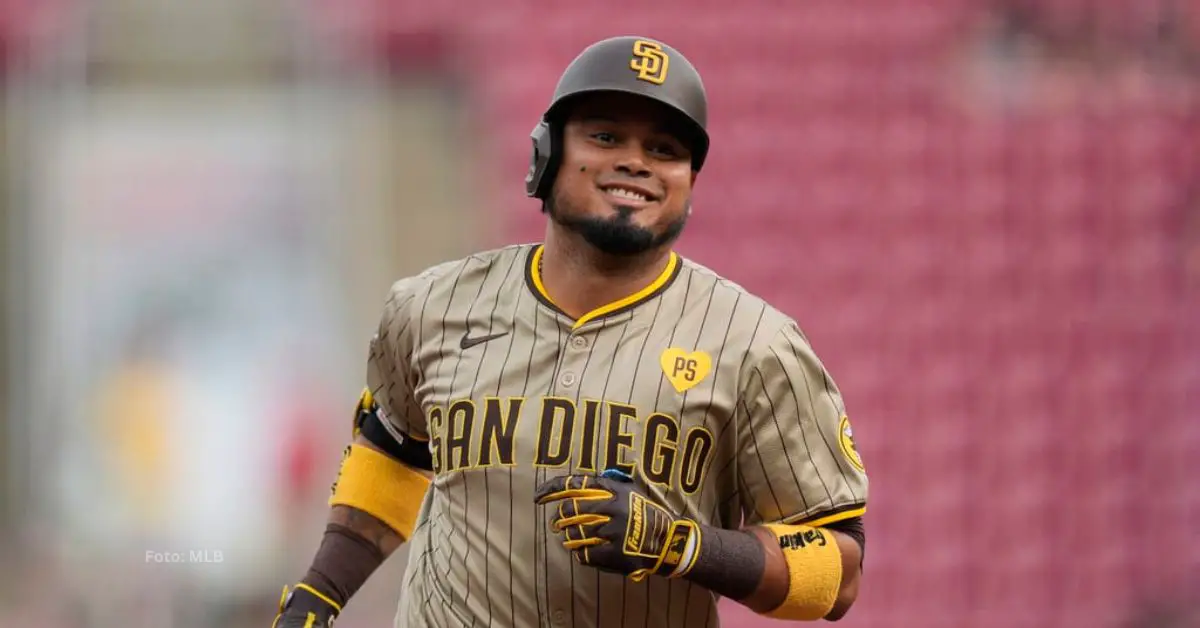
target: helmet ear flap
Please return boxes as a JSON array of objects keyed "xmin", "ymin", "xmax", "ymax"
[{"xmin": 525, "ymin": 119, "xmax": 559, "ymax": 200}]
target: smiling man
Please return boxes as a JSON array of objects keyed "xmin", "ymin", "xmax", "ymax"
[{"xmin": 272, "ymin": 36, "xmax": 870, "ymax": 628}]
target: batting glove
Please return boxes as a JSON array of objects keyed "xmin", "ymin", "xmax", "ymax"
[
  {"xmin": 272, "ymin": 583, "xmax": 340, "ymax": 628},
  {"xmin": 535, "ymin": 469, "xmax": 700, "ymax": 582}
]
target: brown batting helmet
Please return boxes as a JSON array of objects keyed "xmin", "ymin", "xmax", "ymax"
[{"xmin": 525, "ymin": 36, "xmax": 710, "ymax": 200}]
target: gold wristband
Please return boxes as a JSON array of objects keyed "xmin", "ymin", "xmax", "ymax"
[
  {"xmin": 329, "ymin": 444, "xmax": 430, "ymax": 539},
  {"xmin": 761, "ymin": 524, "xmax": 843, "ymax": 621}
]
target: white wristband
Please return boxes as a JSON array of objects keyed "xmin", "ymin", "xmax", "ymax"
[{"xmin": 669, "ymin": 526, "xmax": 700, "ymax": 578}]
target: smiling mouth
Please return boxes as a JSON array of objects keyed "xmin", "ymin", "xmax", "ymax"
[{"xmin": 600, "ymin": 185, "xmax": 655, "ymax": 204}]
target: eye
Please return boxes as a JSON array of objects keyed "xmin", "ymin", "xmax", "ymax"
[
  {"xmin": 591, "ymin": 131, "xmax": 617, "ymax": 144},
  {"xmin": 650, "ymin": 143, "xmax": 678, "ymax": 158},
  {"xmin": 650, "ymin": 141, "xmax": 688, "ymax": 160}
]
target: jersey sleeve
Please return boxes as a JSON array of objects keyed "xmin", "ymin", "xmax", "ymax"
[
  {"xmin": 736, "ymin": 321, "xmax": 868, "ymax": 528},
  {"xmin": 364, "ymin": 277, "xmax": 429, "ymax": 442}
]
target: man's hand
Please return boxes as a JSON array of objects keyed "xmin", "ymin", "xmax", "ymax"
[
  {"xmin": 272, "ymin": 584, "xmax": 341, "ymax": 628},
  {"xmin": 535, "ymin": 469, "xmax": 699, "ymax": 582}
]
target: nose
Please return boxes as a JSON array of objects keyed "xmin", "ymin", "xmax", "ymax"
[{"xmin": 613, "ymin": 145, "xmax": 652, "ymax": 178}]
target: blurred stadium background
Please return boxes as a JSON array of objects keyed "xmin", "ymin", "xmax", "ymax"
[{"xmin": 0, "ymin": 1, "xmax": 1197, "ymax": 627}]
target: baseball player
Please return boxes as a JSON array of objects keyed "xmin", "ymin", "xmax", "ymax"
[{"xmin": 273, "ymin": 35, "xmax": 868, "ymax": 628}]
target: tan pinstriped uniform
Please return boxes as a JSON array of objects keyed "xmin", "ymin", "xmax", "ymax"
[{"xmin": 365, "ymin": 243, "xmax": 868, "ymax": 628}]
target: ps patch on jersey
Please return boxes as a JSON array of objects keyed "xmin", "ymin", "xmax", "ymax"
[
  {"xmin": 838, "ymin": 415, "xmax": 865, "ymax": 472},
  {"xmin": 659, "ymin": 347, "xmax": 712, "ymax": 393}
]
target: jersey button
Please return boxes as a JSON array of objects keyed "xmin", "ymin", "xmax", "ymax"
[
  {"xmin": 560, "ymin": 371, "xmax": 577, "ymax": 388},
  {"xmin": 571, "ymin": 336, "xmax": 589, "ymax": 350},
  {"xmin": 552, "ymin": 609, "xmax": 567, "ymax": 625}
]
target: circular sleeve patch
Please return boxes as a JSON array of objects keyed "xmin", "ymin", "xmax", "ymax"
[{"xmin": 838, "ymin": 415, "xmax": 865, "ymax": 472}]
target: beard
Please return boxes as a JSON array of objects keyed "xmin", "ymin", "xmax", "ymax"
[{"xmin": 546, "ymin": 192, "xmax": 689, "ymax": 257}]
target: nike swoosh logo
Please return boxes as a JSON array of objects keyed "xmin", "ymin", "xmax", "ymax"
[{"xmin": 460, "ymin": 331, "xmax": 509, "ymax": 350}]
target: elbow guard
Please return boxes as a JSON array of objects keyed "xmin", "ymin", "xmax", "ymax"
[
  {"xmin": 352, "ymin": 388, "xmax": 433, "ymax": 472},
  {"xmin": 760, "ymin": 524, "xmax": 844, "ymax": 621}
]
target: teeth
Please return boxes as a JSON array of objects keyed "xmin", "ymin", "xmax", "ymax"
[{"xmin": 605, "ymin": 187, "xmax": 648, "ymax": 202}]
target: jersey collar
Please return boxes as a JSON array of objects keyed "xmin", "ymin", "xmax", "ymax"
[{"xmin": 525, "ymin": 244, "xmax": 682, "ymax": 330}]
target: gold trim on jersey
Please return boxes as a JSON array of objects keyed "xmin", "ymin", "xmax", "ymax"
[
  {"xmin": 526, "ymin": 244, "xmax": 681, "ymax": 329},
  {"xmin": 788, "ymin": 504, "xmax": 867, "ymax": 529}
]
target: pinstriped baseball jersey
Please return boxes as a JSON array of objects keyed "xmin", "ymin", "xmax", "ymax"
[{"xmin": 365, "ymin": 243, "xmax": 868, "ymax": 628}]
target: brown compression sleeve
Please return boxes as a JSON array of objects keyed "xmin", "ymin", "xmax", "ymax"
[
  {"xmin": 683, "ymin": 526, "xmax": 767, "ymax": 601},
  {"xmin": 302, "ymin": 523, "xmax": 385, "ymax": 607}
]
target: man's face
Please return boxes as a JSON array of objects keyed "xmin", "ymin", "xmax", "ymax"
[{"xmin": 546, "ymin": 92, "xmax": 697, "ymax": 257}]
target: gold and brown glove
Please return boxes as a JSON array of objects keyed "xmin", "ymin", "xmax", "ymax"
[
  {"xmin": 535, "ymin": 469, "xmax": 701, "ymax": 582},
  {"xmin": 272, "ymin": 583, "xmax": 340, "ymax": 628}
]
